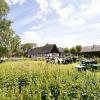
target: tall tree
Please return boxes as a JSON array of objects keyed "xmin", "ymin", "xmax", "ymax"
[
  {"xmin": 64, "ymin": 47, "xmax": 70, "ymax": 56},
  {"xmin": 70, "ymin": 47, "xmax": 76, "ymax": 56},
  {"xmin": 0, "ymin": 19, "xmax": 14, "ymax": 56},
  {"xmin": 21, "ymin": 43, "xmax": 38, "ymax": 56},
  {"xmin": 10, "ymin": 34, "xmax": 21, "ymax": 56},
  {"xmin": 0, "ymin": 0, "xmax": 9, "ymax": 18},
  {"xmin": 0, "ymin": 0, "xmax": 20, "ymax": 57},
  {"xmin": 75, "ymin": 45, "xmax": 82, "ymax": 56},
  {"xmin": 0, "ymin": 0, "xmax": 10, "ymax": 57}
]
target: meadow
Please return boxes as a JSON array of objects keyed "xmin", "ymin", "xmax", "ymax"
[{"xmin": 0, "ymin": 60, "xmax": 100, "ymax": 100}]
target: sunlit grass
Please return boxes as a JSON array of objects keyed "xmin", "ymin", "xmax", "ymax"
[{"xmin": 0, "ymin": 60, "xmax": 100, "ymax": 100}]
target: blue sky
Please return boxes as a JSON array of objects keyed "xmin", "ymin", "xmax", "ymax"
[{"xmin": 5, "ymin": 0, "xmax": 100, "ymax": 47}]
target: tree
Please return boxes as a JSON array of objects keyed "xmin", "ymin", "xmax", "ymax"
[
  {"xmin": 0, "ymin": 0, "xmax": 9, "ymax": 18},
  {"xmin": 0, "ymin": 19, "xmax": 14, "ymax": 55},
  {"xmin": 21, "ymin": 43, "xmax": 37, "ymax": 56},
  {"xmin": 0, "ymin": 0, "xmax": 12, "ymax": 57},
  {"xmin": 10, "ymin": 34, "xmax": 21, "ymax": 56},
  {"xmin": 64, "ymin": 47, "xmax": 70, "ymax": 56},
  {"xmin": 70, "ymin": 47, "xmax": 76, "ymax": 56},
  {"xmin": 0, "ymin": 0, "xmax": 20, "ymax": 57},
  {"xmin": 75, "ymin": 45, "xmax": 82, "ymax": 56}
]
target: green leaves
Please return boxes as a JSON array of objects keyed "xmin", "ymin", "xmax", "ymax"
[
  {"xmin": 0, "ymin": 61, "xmax": 100, "ymax": 99},
  {"xmin": 0, "ymin": 0, "xmax": 21, "ymax": 57},
  {"xmin": 21, "ymin": 43, "xmax": 38, "ymax": 56},
  {"xmin": 0, "ymin": 0, "xmax": 9, "ymax": 18},
  {"xmin": 64, "ymin": 48, "xmax": 70, "ymax": 56},
  {"xmin": 0, "ymin": 19, "xmax": 14, "ymax": 56}
]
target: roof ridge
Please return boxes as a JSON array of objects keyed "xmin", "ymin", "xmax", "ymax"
[{"xmin": 83, "ymin": 45, "xmax": 100, "ymax": 48}]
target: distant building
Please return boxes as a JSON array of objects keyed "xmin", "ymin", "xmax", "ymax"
[
  {"xmin": 81, "ymin": 45, "xmax": 100, "ymax": 57},
  {"xmin": 58, "ymin": 47, "xmax": 64, "ymax": 58},
  {"xmin": 28, "ymin": 44, "xmax": 64, "ymax": 58}
]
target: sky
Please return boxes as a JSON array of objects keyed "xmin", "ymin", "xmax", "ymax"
[{"xmin": 5, "ymin": 0, "xmax": 100, "ymax": 47}]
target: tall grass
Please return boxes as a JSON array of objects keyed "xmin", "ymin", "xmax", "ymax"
[{"xmin": 0, "ymin": 60, "xmax": 100, "ymax": 100}]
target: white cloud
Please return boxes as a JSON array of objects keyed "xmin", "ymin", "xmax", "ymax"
[
  {"xmin": 19, "ymin": 1, "xmax": 100, "ymax": 26},
  {"xmin": 21, "ymin": 31, "xmax": 41, "ymax": 44},
  {"xmin": 36, "ymin": 0, "xmax": 51, "ymax": 22},
  {"xmin": 49, "ymin": 0, "xmax": 86, "ymax": 27},
  {"xmin": 52, "ymin": 0, "xmax": 100, "ymax": 27},
  {"xmin": 37, "ymin": 0, "xmax": 49, "ymax": 13},
  {"xmin": 5, "ymin": 0, "xmax": 26, "ymax": 6},
  {"xmin": 7, "ymin": 0, "xmax": 100, "ymax": 28},
  {"xmin": 80, "ymin": 0, "xmax": 100, "ymax": 18},
  {"xmin": 49, "ymin": 0, "xmax": 82, "ymax": 27},
  {"xmin": 65, "ymin": 17, "xmax": 86, "ymax": 27},
  {"xmin": 31, "ymin": 24, "xmax": 43, "ymax": 30},
  {"xmin": 50, "ymin": 0, "xmax": 62, "ymax": 11},
  {"xmin": 8, "ymin": 0, "xmax": 100, "ymax": 47},
  {"xmin": 20, "ymin": 22, "xmax": 100, "ymax": 47},
  {"xmin": 57, "ymin": 4, "xmax": 75, "ymax": 20},
  {"xmin": 12, "ymin": 10, "xmax": 47, "ymax": 30},
  {"xmin": 72, "ymin": 0, "xmax": 100, "ymax": 27},
  {"xmin": 39, "ymin": 21, "xmax": 100, "ymax": 47}
]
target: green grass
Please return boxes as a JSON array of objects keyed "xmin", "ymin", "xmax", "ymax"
[{"xmin": 0, "ymin": 60, "xmax": 100, "ymax": 100}]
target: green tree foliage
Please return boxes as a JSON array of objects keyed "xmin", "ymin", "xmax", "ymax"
[
  {"xmin": 75, "ymin": 45, "xmax": 82, "ymax": 56},
  {"xmin": 70, "ymin": 47, "xmax": 76, "ymax": 55},
  {"xmin": 21, "ymin": 43, "xmax": 38, "ymax": 56},
  {"xmin": 0, "ymin": 0, "xmax": 9, "ymax": 18},
  {"xmin": 64, "ymin": 47, "xmax": 70, "ymax": 56},
  {"xmin": 0, "ymin": 19, "xmax": 14, "ymax": 56},
  {"xmin": 0, "ymin": 0, "xmax": 10, "ymax": 57},
  {"xmin": 0, "ymin": 0, "xmax": 21, "ymax": 57},
  {"xmin": 10, "ymin": 34, "xmax": 21, "ymax": 56}
]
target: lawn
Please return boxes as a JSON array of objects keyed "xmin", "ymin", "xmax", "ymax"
[{"xmin": 0, "ymin": 60, "xmax": 100, "ymax": 100}]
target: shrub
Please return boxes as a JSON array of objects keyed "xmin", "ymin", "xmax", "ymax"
[{"xmin": 0, "ymin": 60, "xmax": 100, "ymax": 99}]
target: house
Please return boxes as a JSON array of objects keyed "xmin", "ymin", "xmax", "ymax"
[
  {"xmin": 58, "ymin": 47, "xmax": 64, "ymax": 58},
  {"xmin": 28, "ymin": 44, "xmax": 64, "ymax": 58},
  {"xmin": 81, "ymin": 45, "xmax": 100, "ymax": 57}
]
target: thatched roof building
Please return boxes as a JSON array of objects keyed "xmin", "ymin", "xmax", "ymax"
[
  {"xmin": 28, "ymin": 44, "xmax": 64, "ymax": 58},
  {"xmin": 58, "ymin": 47, "xmax": 64, "ymax": 58},
  {"xmin": 81, "ymin": 45, "xmax": 100, "ymax": 57},
  {"xmin": 81, "ymin": 45, "xmax": 100, "ymax": 53}
]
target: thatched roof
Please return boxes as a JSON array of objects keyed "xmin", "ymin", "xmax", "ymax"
[
  {"xmin": 28, "ymin": 44, "xmax": 59, "ymax": 55},
  {"xmin": 81, "ymin": 45, "xmax": 100, "ymax": 53}
]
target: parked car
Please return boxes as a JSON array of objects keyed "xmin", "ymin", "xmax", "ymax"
[
  {"xmin": 62, "ymin": 57, "xmax": 73, "ymax": 64},
  {"xmin": 76, "ymin": 60, "xmax": 100, "ymax": 71}
]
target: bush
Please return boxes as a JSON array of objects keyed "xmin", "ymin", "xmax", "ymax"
[{"xmin": 0, "ymin": 60, "xmax": 100, "ymax": 99}]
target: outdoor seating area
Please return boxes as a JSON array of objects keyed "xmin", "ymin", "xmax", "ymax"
[{"xmin": 76, "ymin": 59, "xmax": 100, "ymax": 71}]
